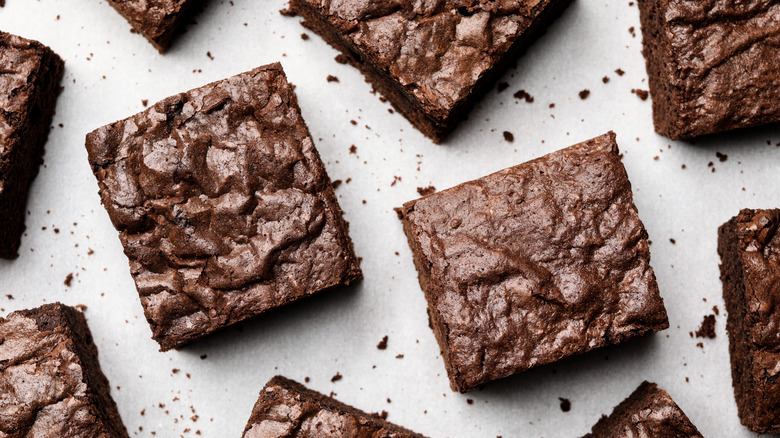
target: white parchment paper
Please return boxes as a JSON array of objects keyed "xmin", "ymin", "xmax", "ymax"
[{"xmin": 1, "ymin": 1, "xmax": 779, "ymax": 436}]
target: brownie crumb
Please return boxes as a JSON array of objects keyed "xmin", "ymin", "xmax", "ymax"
[
  {"xmin": 206, "ymin": 51, "xmax": 214, "ymax": 60},
  {"xmin": 279, "ymin": 7, "xmax": 297, "ymax": 16},
  {"xmin": 5, "ymin": 294, "xmax": 12, "ymax": 300},
  {"xmin": 712, "ymin": 305, "xmax": 720, "ymax": 316},
  {"xmin": 466, "ymin": 399, "xmax": 474, "ymax": 405},
  {"xmin": 141, "ymin": 99, "xmax": 148, "ymax": 107},
  {"xmin": 602, "ymin": 76, "xmax": 610, "ymax": 84},
  {"xmin": 579, "ymin": 89, "xmax": 590, "ymax": 100},
  {"xmin": 669, "ymin": 238, "xmax": 676, "ymax": 244},
  {"xmin": 417, "ymin": 186, "xmax": 436, "ymax": 197},
  {"xmin": 349, "ymin": 145, "xmax": 357, "ymax": 154},
  {"xmin": 331, "ymin": 179, "xmax": 342, "ymax": 189},
  {"xmin": 503, "ymin": 131, "xmax": 514, "ymax": 142},
  {"xmin": 64, "ymin": 273, "xmax": 74, "ymax": 287},
  {"xmin": 615, "ymin": 68, "xmax": 625, "ymax": 76},
  {"xmin": 513, "ymin": 89, "xmax": 534, "ymax": 103},
  {"xmin": 497, "ymin": 82, "xmax": 509, "ymax": 93},
  {"xmin": 75, "ymin": 304, "xmax": 88, "ymax": 312},
  {"xmin": 559, "ymin": 397, "xmax": 571, "ymax": 412},
  {"xmin": 716, "ymin": 152, "xmax": 728, "ymax": 162},
  {"xmin": 300, "ymin": 33, "xmax": 309, "ymax": 40},
  {"xmin": 377, "ymin": 335, "xmax": 388, "ymax": 350},
  {"xmin": 304, "ymin": 376, "xmax": 310, "ymax": 383},
  {"xmin": 395, "ymin": 354, "xmax": 404, "ymax": 359},
  {"xmin": 327, "ymin": 75, "xmax": 339, "ymax": 83},
  {"xmin": 331, "ymin": 372, "xmax": 342, "ymax": 382},
  {"xmin": 200, "ymin": 354, "xmax": 207, "ymax": 360},
  {"xmin": 695, "ymin": 315, "xmax": 716, "ymax": 339},
  {"xmin": 335, "ymin": 54, "xmax": 349, "ymax": 64},
  {"xmin": 631, "ymin": 89, "xmax": 649, "ymax": 100}
]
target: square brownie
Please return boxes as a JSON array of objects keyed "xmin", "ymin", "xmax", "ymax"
[
  {"xmin": 637, "ymin": 0, "xmax": 780, "ymax": 139},
  {"xmin": 105, "ymin": 0, "xmax": 204, "ymax": 53},
  {"xmin": 0, "ymin": 32, "xmax": 64, "ymax": 259},
  {"xmin": 582, "ymin": 381, "xmax": 703, "ymax": 437},
  {"xmin": 719, "ymin": 209, "xmax": 780, "ymax": 433},
  {"xmin": 243, "ymin": 376, "xmax": 428, "ymax": 437},
  {"xmin": 85, "ymin": 63, "xmax": 362, "ymax": 351},
  {"xmin": 287, "ymin": 0, "xmax": 573, "ymax": 143},
  {"xmin": 0, "ymin": 303, "xmax": 129, "ymax": 437},
  {"xmin": 397, "ymin": 132, "xmax": 669, "ymax": 392}
]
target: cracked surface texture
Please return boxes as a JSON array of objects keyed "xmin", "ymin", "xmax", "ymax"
[
  {"xmin": 719, "ymin": 209, "xmax": 780, "ymax": 433},
  {"xmin": 106, "ymin": 0, "xmax": 202, "ymax": 52},
  {"xmin": 582, "ymin": 381, "xmax": 703, "ymax": 437},
  {"xmin": 398, "ymin": 132, "xmax": 669, "ymax": 392},
  {"xmin": 0, "ymin": 303, "xmax": 128, "ymax": 437},
  {"xmin": 638, "ymin": 0, "xmax": 780, "ymax": 139},
  {"xmin": 86, "ymin": 63, "xmax": 361, "ymax": 351},
  {"xmin": 243, "ymin": 376, "xmax": 428, "ymax": 438}
]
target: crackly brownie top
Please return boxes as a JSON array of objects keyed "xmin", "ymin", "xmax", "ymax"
[
  {"xmin": 661, "ymin": 0, "xmax": 780, "ymax": 134},
  {"xmin": 85, "ymin": 63, "xmax": 358, "ymax": 349},
  {"xmin": 300, "ymin": 0, "xmax": 550, "ymax": 118},
  {"xmin": 0, "ymin": 306, "xmax": 109, "ymax": 437},
  {"xmin": 584, "ymin": 382, "xmax": 703, "ymax": 437},
  {"xmin": 728, "ymin": 209, "xmax": 780, "ymax": 352},
  {"xmin": 244, "ymin": 376, "xmax": 426, "ymax": 438},
  {"xmin": 108, "ymin": 0, "xmax": 193, "ymax": 42},
  {"xmin": 401, "ymin": 132, "xmax": 668, "ymax": 389}
]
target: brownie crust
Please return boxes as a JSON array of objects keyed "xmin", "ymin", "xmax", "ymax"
[
  {"xmin": 638, "ymin": 0, "xmax": 780, "ymax": 139},
  {"xmin": 719, "ymin": 209, "xmax": 780, "ymax": 433},
  {"xmin": 85, "ymin": 63, "xmax": 362, "ymax": 351},
  {"xmin": 0, "ymin": 32, "xmax": 64, "ymax": 259},
  {"xmin": 397, "ymin": 132, "xmax": 669, "ymax": 392},
  {"xmin": 0, "ymin": 303, "xmax": 129, "ymax": 437},
  {"xmin": 106, "ymin": 0, "xmax": 204, "ymax": 52},
  {"xmin": 582, "ymin": 381, "xmax": 703, "ymax": 437},
  {"xmin": 243, "ymin": 376, "xmax": 428, "ymax": 437},
  {"xmin": 288, "ymin": 0, "xmax": 573, "ymax": 143}
]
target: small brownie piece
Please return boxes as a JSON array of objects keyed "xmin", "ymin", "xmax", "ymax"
[
  {"xmin": 85, "ymin": 63, "xmax": 362, "ymax": 351},
  {"xmin": 104, "ymin": 0, "xmax": 204, "ymax": 52},
  {"xmin": 582, "ymin": 381, "xmax": 703, "ymax": 437},
  {"xmin": 637, "ymin": 1, "xmax": 780, "ymax": 139},
  {"xmin": 0, "ymin": 32, "xmax": 64, "ymax": 259},
  {"xmin": 288, "ymin": 0, "xmax": 573, "ymax": 143},
  {"xmin": 719, "ymin": 209, "xmax": 780, "ymax": 433},
  {"xmin": 397, "ymin": 132, "xmax": 669, "ymax": 392},
  {"xmin": 243, "ymin": 376, "xmax": 428, "ymax": 437},
  {"xmin": 0, "ymin": 303, "xmax": 129, "ymax": 437}
]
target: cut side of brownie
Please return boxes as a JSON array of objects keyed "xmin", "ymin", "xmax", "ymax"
[
  {"xmin": 582, "ymin": 381, "xmax": 703, "ymax": 437},
  {"xmin": 0, "ymin": 31, "xmax": 64, "ymax": 259},
  {"xmin": 0, "ymin": 303, "xmax": 129, "ymax": 437},
  {"xmin": 243, "ymin": 376, "xmax": 428, "ymax": 437},
  {"xmin": 719, "ymin": 209, "xmax": 780, "ymax": 434},
  {"xmin": 105, "ymin": 0, "xmax": 205, "ymax": 52},
  {"xmin": 287, "ymin": 0, "xmax": 573, "ymax": 143},
  {"xmin": 637, "ymin": 0, "xmax": 780, "ymax": 139},
  {"xmin": 397, "ymin": 132, "xmax": 669, "ymax": 392},
  {"xmin": 85, "ymin": 63, "xmax": 362, "ymax": 351}
]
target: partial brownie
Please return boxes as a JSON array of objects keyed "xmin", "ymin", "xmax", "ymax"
[
  {"xmin": 637, "ymin": 0, "xmax": 780, "ymax": 139},
  {"xmin": 0, "ymin": 32, "xmax": 64, "ymax": 259},
  {"xmin": 0, "ymin": 303, "xmax": 129, "ymax": 437},
  {"xmin": 397, "ymin": 132, "xmax": 669, "ymax": 392},
  {"xmin": 287, "ymin": 0, "xmax": 573, "ymax": 143},
  {"xmin": 582, "ymin": 381, "xmax": 703, "ymax": 437},
  {"xmin": 719, "ymin": 209, "xmax": 780, "ymax": 433},
  {"xmin": 243, "ymin": 376, "xmax": 428, "ymax": 437},
  {"xmin": 85, "ymin": 63, "xmax": 362, "ymax": 351},
  {"xmin": 104, "ymin": 0, "xmax": 205, "ymax": 52}
]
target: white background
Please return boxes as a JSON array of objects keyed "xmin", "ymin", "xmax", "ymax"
[{"xmin": 1, "ymin": 1, "xmax": 779, "ymax": 436}]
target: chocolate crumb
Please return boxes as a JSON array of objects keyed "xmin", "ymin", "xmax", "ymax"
[
  {"xmin": 141, "ymin": 99, "xmax": 148, "ymax": 107},
  {"xmin": 327, "ymin": 75, "xmax": 339, "ymax": 83},
  {"xmin": 331, "ymin": 179, "xmax": 343, "ymax": 189},
  {"xmin": 695, "ymin": 315, "xmax": 716, "ymax": 339},
  {"xmin": 417, "ymin": 186, "xmax": 436, "ymax": 196},
  {"xmin": 602, "ymin": 76, "xmax": 610, "ymax": 84},
  {"xmin": 75, "ymin": 304, "xmax": 88, "ymax": 312},
  {"xmin": 395, "ymin": 354, "xmax": 404, "ymax": 359},
  {"xmin": 300, "ymin": 33, "xmax": 309, "ymax": 40},
  {"xmin": 331, "ymin": 372, "xmax": 342, "ymax": 382},
  {"xmin": 503, "ymin": 131, "xmax": 514, "ymax": 142},
  {"xmin": 349, "ymin": 145, "xmax": 357, "ymax": 154},
  {"xmin": 279, "ymin": 7, "xmax": 297, "ymax": 16},
  {"xmin": 615, "ymin": 68, "xmax": 625, "ymax": 76},
  {"xmin": 206, "ymin": 51, "xmax": 214, "ymax": 60},
  {"xmin": 559, "ymin": 398, "xmax": 571, "ymax": 412},
  {"xmin": 716, "ymin": 152, "xmax": 728, "ymax": 162},
  {"xmin": 466, "ymin": 399, "xmax": 474, "ymax": 405},
  {"xmin": 579, "ymin": 89, "xmax": 590, "ymax": 100},
  {"xmin": 335, "ymin": 54, "xmax": 349, "ymax": 64},
  {"xmin": 200, "ymin": 355, "xmax": 207, "ymax": 360},
  {"xmin": 712, "ymin": 306, "xmax": 720, "ymax": 316},
  {"xmin": 377, "ymin": 335, "xmax": 388, "ymax": 350},
  {"xmin": 497, "ymin": 82, "xmax": 509, "ymax": 93},
  {"xmin": 64, "ymin": 273, "xmax": 74, "ymax": 287},
  {"xmin": 631, "ymin": 89, "xmax": 649, "ymax": 100},
  {"xmin": 305, "ymin": 376, "xmax": 310, "ymax": 383},
  {"xmin": 669, "ymin": 238, "xmax": 676, "ymax": 244},
  {"xmin": 513, "ymin": 89, "xmax": 534, "ymax": 103}
]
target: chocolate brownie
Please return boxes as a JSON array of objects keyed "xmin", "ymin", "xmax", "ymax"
[
  {"xmin": 637, "ymin": 0, "xmax": 780, "ymax": 139},
  {"xmin": 0, "ymin": 32, "xmax": 64, "ymax": 259},
  {"xmin": 719, "ymin": 209, "xmax": 780, "ymax": 433},
  {"xmin": 104, "ymin": 0, "xmax": 205, "ymax": 53},
  {"xmin": 287, "ymin": 0, "xmax": 573, "ymax": 143},
  {"xmin": 243, "ymin": 376, "xmax": 428, "ymax": 437},
  {"xmin": 0, "ymin": 303, "xmax": 129, "ymax": 437},
  {"xmin": 582, "ymin": 381, "xmax": 703, "ymax": 437},
  {"xmin": 397, "ymin": 132, "xmax": 669, "ymax": 392},
  {"xmin": 85, "ymin": 63, "xmax": 362, "ymax": 351}
]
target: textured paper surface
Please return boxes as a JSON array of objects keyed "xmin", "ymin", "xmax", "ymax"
[{"xmin": 1, "ymin": 1, "xmax": 778, "ymax": 436}]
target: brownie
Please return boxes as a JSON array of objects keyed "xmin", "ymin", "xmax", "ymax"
[
  {"xmin": 0, "ymin": 303, "xmax": 129, "ymax": 437},
  {"xmin": 85, "ymin": 63, "xmax": 362, "ymax": 351},
  {"xmin": 582, "ymin": 381, "xmax": 703, "ymax": 437},
  {"xmin": 719, "ymin": 209, "xmax": 780, "ymax": 433},
  {"xmin": 0, "ymin": 32, "xmax": 64, "ymax": 259},
  {"xmin": 104, "ymin": 0, "xmax": 205, "ymax": 53},
  {"xmin": 397, "ymin": 132, "xmax": 669, "ymax": 392},
  {"xmin": 243, "ymin": 376, "xmax": 428, "ymax": 437},
  {"xmin": 637, "ymin": 0, "xmax": 780, "ymax": 139},
  {"xmin": 287, "ymin": 0, "xmax": 573, "ymax": 143}
]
